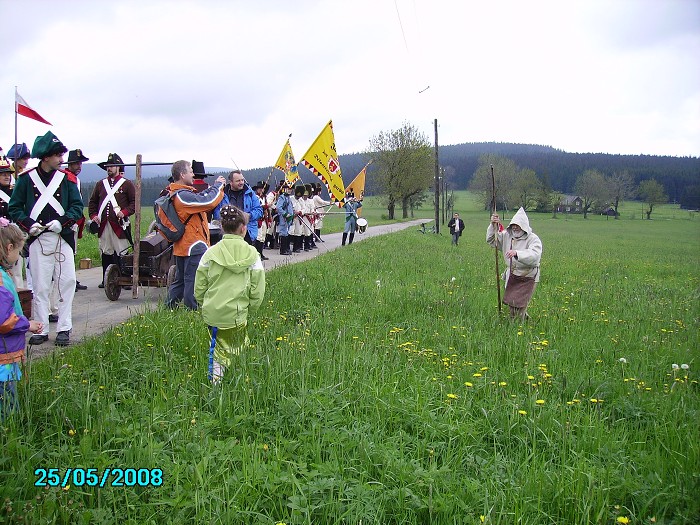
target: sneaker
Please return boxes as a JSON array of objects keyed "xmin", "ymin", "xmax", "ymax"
[
  {"xmin": 55, "ymin": 331, "xmax": 70, "ymax": 346},
  {"xmin": 75, "ymin": 281, "xmax": 87, "ymax": 290},
  {"xmin": 29, "ymin": 334, "xmax": 49, "ymax": 345},
  {"xmin": 48, "ymin": 314, "xmax": 59, "ymax": 323},
  {"xmin": 98, "ymin": 283, "xmax": 105, "ymax": 289}
]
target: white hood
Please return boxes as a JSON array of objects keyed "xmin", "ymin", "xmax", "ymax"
[{"xmin": 507, "ymin": 207, "xmax": 532, "ymax": 235}]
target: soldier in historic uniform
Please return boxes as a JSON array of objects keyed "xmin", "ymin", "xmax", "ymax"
[
  {"xmin": 88, "ymin": 153, "xmax": 136, "ymax": 289},
  {"xmin": 66, "ymin": 149, "xmax": 89, "ymax": 291},
  {"xmin": 8, "ymin": 131, "xmax": 83, "ymax": 346}
]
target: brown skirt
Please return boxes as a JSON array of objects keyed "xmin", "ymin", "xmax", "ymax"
[{"xmin": 503, "ymin": 273, "xmax": 536, "ymax": 308}]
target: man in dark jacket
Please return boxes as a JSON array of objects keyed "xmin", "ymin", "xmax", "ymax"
[
  {"xmin": 447, "ymin": 212, "xmax": 465, "ymax": 246},
  {"xmin": 9, "ymin": 131, "xmax": 84, "ymax": 346}
]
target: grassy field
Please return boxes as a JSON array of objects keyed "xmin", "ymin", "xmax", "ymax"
[{"xmin": 6, "ymin": 198, "xmax": 698, "ymax": 524}]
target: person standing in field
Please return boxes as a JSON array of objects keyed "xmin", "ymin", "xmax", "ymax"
[
  {"xmin": 447, "ymin": 212, "xmax": 465, "ymax": 246},
  {"xmin": 312, "ymin": 183, "xmax": 330, "ymax": 242},
  {"xmin": 487, "ymin": 207, "xmax": 542, "ymax": 321},
  {"xmin": 6, "ymin": 143, "xmax": 31, "ymax": 182},
  {"xmin": 66, "ymin": 149, "xmax": 90, "ymax": 291},
  {"xmin": 275, "ymin": 182, "xmax": 294, "ymax": 256},
  {"xmin": 194, "ymin": 205, "xmax": 265, "ymax": 384}
]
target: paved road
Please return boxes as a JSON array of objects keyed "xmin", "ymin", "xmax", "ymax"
[{"xmin": 27, "ymin": 218, "xmax": 432, "ymax": 359}]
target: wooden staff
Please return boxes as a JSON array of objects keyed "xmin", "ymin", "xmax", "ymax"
[
  {"xmin": 491, "ymin": 164, "xmax": 501, "ymax": 313},
  {"xmin": 132, "ymin": 154, "xmax": 142, "ymax": 298}
]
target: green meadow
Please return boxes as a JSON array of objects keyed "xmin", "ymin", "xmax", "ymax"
[{"xmin": 3, "ymin": 197, "xmax": 699, "ymax": 524}]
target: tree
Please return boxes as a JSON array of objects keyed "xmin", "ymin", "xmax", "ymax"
[
  {"xmin": 608, "ymin": 170, "xmax": 635, "ymax": 219},
  {"xmin": 574, "ymin": 169, "xmax": 610, "ymax": 218},
  {"xmin": 367, "ymin": 122, "xmax": 433, "ymax": 219},
  {"xmin": 468, "ymin": 155, "xmax": 519, "ymax": 211},
  {"xmin": 512, "ymin": 168, "xmax": 542, "ymax": 211},
  {"xmin": 637, "ymin": 179, "xmax": 667, "ymax": 219}
]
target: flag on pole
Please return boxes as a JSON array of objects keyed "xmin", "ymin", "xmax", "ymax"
[
  {"xmin": 273, "ymin": 136, "xmax": 300, "ymax": 186},
  {"xmin": 300, "ymin": 120, "xmax": 345, "ymax": 206},
  {"xmin": 345, "ymin": 161, "xmax": 369, "ymax": 215},
  {"xmin": 15, "ymin": 91, "xmax": 52, "ymax": 125}
]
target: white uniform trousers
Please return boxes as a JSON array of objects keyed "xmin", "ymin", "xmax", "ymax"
[
  {"xmin": 29, "ymin": 232, "xmax": 76, "ymax": 335},
  {"xmin": 99, "ymin": 224, "xmax": 130, "ymax": 256}
]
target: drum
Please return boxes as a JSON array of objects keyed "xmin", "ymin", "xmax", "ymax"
[{"xmin": 356, "ymin": 217, "xmax": 368, "ymax": 233}]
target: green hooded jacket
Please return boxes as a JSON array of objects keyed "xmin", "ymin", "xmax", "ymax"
[{"xmin": 194, "ymin": 234, "xmax": 266, "ymax": 329}]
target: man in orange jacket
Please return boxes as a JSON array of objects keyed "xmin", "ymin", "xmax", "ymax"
[{"xmin": 165, "ymin": 160, "xmax": 226, "ymax": 310}]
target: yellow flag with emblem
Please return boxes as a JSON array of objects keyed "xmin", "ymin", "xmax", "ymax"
[
  {"xmin": 274, "ymin": 137, "xmax": 300, "ymax": 186},
  {"xmin": 345, "ymin": 161, "xmax": 370, "ymax": 216},
  {"xmin": 300, "ymin": 120, "xmax": 345, "ymax": 206}
]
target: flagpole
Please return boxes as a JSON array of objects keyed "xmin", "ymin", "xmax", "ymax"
[{"xmin": 14, "ymin": 86, "xmax": 18, "ymax": 161}]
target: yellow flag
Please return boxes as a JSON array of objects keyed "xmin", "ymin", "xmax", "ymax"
[
  {"xmin": 345, "ymin": 163, "xmax": 369, "ymax": 216},
  {"xmin": 300, "ymin": 120, "xmax": 345, "ymax": 205},
  {"xmin": 274, "ymin": 137, "xmax": 300, "ymax": 186}
]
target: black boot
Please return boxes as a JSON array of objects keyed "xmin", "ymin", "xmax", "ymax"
[
  {"xmin": 342, "ymin": 233, "xmax": 347, "ymax": 246},
  {"xmin": 292, "ymin": 235, "xmax": 302, "ymax": 253},
  {"xmin": 99, "ymin": 253, "xmax": 114, "ymax": 288},
  {"xmin": 280, "ymin": 236, "xmax": 292, "ymax": 255},
  {"xmin": 315, "ymin": 229, "xmax": 323, "ymax": 242},
  {"xmin": 303, "ymin": 235, "xmax": 311, "ymax": 251},
  {"xmin": 349, "ymin": 232, "xmax": 355, "ymax": 245},
  {"xmin": 255, "ymin": 240, "xmax": 268, "ymax": 260}
]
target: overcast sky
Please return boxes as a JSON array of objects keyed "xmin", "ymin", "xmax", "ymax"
[{"xmin": 2, "ymin": 0, "xmax": 699, "ymax": 172}]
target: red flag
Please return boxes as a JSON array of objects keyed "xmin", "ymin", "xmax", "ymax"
[{"xmin": 15, "ymin": 91, "xmax": 52, "ymax": 125}]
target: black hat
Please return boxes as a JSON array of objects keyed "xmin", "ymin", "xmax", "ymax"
[
  {"xmin": 0, "ymin": 155, "xmax": 15, "ymax": 174},
  {"xmin": 67, "ymin": 149, "xmax": 89, "ymax": 164},
  {"xmin": 88, "ymin": 220, "xmax": 99, "ymax": 235},
  {"xmin": 32, "ymin": 131, "xmax": 68, "ymax": 159},
  {"xmin": 98, "ymin": 153, "xmax": 124, "ymax": 170},
  {"xmin": 192, "ymin": 160, "xmax": 209, "ymax": 179}
]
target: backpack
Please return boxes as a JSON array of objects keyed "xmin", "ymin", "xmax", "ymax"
[{"xmin": 153, "ymin": 190, "xmax": 194, "ymax": 243}]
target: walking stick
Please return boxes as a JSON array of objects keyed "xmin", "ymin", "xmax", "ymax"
[{"xmin": 491, "ymin": 164, "xmax": 502, "ymax": 313}]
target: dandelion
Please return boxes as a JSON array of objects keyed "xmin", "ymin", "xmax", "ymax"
[
  {"xmin": 618, "ymin": 357, "xmax": 627, "ymax": 364},
  {"xmin": 263, "ymin": 444, "xmax": 269, "ymax": 451},
  {"xmin": 190, "ymin": 419, "xmax": 196, "ymax": 425},
  {"xmin": 446, "ymin": 393, "xmax": 458, "ymax": 400},
  {"xmin": 681, "ymin": 363, "xmax": 690, "ymax": 370},
  {"xmin": 499, "ymin": 382, "xmax": 507, "ymax": 387},
  {"xmin": 535, "ymin": 399, "xmax": 545, "ymax": 405},
  {"xmin": 616, "ymin": 517, "xmax": 630, "ymax": 524},
  {"xmin": 672, "ymin": 363, "xmax": 679, "ymax": 370},
  {"xmin": 464, "ymin": 382, "xmax": 473, "ymax": 387},
  {"xmin": 68, "ymin": 429, "xmax": 76, "ymax": 437},
  {"xmin": 375, "ymin": 280, "xmax": 381, "ymax": 288},
  {"xmin": 518, "ymin": 410, "xmax": 527, "ymax": 415},
  {"xmin": 473, "ymin": 373, "xmax": 482, "ymax": 378},
  {"xmin": 451, "ymin": 277, "xmax": 456, "ymax": 282}
]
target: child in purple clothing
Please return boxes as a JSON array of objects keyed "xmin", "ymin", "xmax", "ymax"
[{"xmin": 0, "ymin": 220, "xmax": 43, "ymax": 419}]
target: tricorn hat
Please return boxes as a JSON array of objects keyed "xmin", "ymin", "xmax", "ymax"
[
  {"xmin": 192, "ymin": 160, "xmax": 208, "ymax": 179},
  {"xmin": 67, "ymin": 149, "xmax": 89, "ymax": 164},
  {"xmin": 32, "ymin": 131, "xmax": 68, "ymax": 159},
  {"xmin": 7, "ymin": 143, "xmax": 30, "ymax": 160},
  {"xmin": 98, "ymin": 153, "xmax": 124, "ymax": 171}
]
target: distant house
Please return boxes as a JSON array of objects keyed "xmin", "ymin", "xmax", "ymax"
[{"xmin": 557, "ymin": 195, "xmax": 583, "ymax": 213}]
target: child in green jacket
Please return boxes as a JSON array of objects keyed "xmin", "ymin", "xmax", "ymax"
[{"xmin": 194, "ymin": 205, "xmax": 266, "ymax": 384}]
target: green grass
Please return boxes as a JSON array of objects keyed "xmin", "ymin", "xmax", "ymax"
[{"xmin": 4, "ymin": 205, "xmax": 698, "ymax": 524}]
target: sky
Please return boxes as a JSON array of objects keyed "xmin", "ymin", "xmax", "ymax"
[{"xmin": 2, "ymin": 0, "xmax": 699, "ymax": 173}]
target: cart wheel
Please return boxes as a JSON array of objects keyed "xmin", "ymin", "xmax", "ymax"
[
  {"xmin": 166, "ymin": 265, "xmax": 177, "ymax": 288},
  {"xmin": 104, "ymin": 264, "xmax": 122, "ymax": 301}
]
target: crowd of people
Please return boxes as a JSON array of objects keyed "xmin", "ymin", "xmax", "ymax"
[{"xmin": 0, "ymin": 131, "xmax": 543, "ymax": 415}]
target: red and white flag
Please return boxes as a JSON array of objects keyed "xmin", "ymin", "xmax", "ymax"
[{"xmin": 15, "ymin": 91, "xmax": 52, "ymax": 125}]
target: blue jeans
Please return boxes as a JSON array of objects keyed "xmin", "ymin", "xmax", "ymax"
[
  {"xmin": 452, "ymin": 232, "xmax": 460, "ymax": 245},
  {"xmin": 167, "ymin": 253, "xmax": 203, "ymax": 310}
]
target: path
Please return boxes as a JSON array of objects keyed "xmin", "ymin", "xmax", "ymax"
[{"xmin": 27, "ymin": 218, "xmax": 432, "ymax": 359}]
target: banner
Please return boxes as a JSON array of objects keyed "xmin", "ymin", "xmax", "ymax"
[
  {"xmin": 345, "ymin": 162, "xmax": 369, "ymax": 216},
  {"xmin": 300, "ymin": 120, "xmax": 345, "ymax": 206},
  {"xmin": 15, "ymin": 90, "xmax": 52, "ymax": 125},
  {"xmin": 273, "ymin": 137, "xmax": 299, "ymax": 186}
]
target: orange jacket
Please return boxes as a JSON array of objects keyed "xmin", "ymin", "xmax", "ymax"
[{"xmin": 166, "ymin": 181, "xmax": 224, "ymax": 257}]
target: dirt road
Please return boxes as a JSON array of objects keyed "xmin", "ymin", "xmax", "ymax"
[{"xmin": 27, "ymin": 219, "xmax": 432, "ymax": 359}]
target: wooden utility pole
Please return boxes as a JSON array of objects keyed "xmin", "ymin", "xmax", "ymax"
[
  {"xmin": 132, "ymin": 154, "xmax": 142, "ymax": 298},
  {"xmin": 434, "ymin": 118, "xmax": 439, "ymax": 233}
]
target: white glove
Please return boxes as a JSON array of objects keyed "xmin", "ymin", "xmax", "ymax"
[
  {"xmin": 28, "ymin": 223, "xmax": 44, "ymax": 236},
  {"xmin": 46, "ymin": 220, "xmax": 63, "ymax": 233}
]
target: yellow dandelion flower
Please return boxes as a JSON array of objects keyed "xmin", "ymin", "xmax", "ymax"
[
  {"xmin": 616, "ymin": 517, "xmax": 630, "ymax": 524},
  {"xmin": 590, "ymin": 398, "xmax": 598, "ymax": 403},
  {"xmin": 263, "ymin": 444, "xmax": 269, "ymax": 451},
  {"xmin": 464, "ymin": 382, "xmax": 473, "ymax": 387},
  {"xmin": 480, "ymin": 367, "xmax": 489, "ymax": 371},
  {"xmin": 527, "ymin": 375, "xmax": 535, "ymax": 380},
  {"xmin": 535, "ymin": 399, "xmax": 545, "ymax": 405},
  {"xmin": 518, "ymin": 410, "xmax": 527, "ymax": 415},
  {"xmin": 473, "ymin": 373, "xmax": 482, "ymax": 378},
  {"xmin": 499, "ymin": 382, "xmax": 507, "ymax": 387},
  {"xmin": 68, "ymin": 429, "xmax": 76, "ymax": 436},
  {"xmin": 446, "ymin": 393, "xmax": 458, "ymax": 400}
]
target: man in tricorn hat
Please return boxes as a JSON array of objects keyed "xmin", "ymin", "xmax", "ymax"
[
  {"xmin": 66, "ymin": 149, "xmax": 90, "ymax": 291},
  {"xmin": 274, "ymin": 181, "xmax": 294, "ymax": 255},
  {"xmin": 6, "ymin": 143, "xmax": 31, "ymax": 180},
  {"xmin": 9, "ymin": 131, "xmax": 84, "ymax": 346},
  {"xmin": 88, "ymin": 153, "xmax": 136, "ymax": 289}
]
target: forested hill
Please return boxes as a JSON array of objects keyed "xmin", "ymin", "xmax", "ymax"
[{"xmin": 81, "ymin": 142, "xmax": 699, "ymax": 206}]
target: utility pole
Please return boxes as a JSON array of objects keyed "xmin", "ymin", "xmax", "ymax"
[
  {"xmin": 441, "ymin": 167, "xmax": 446, "ymax": 224},
  {"xmin": 434, "ymin": 118, "xmax": 439, "ymax": 233}
]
